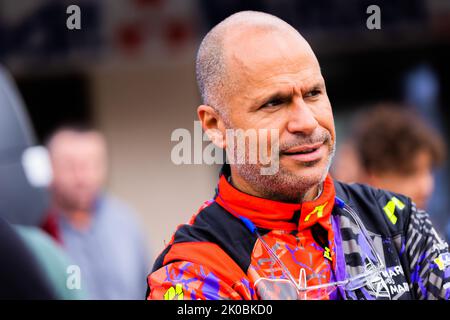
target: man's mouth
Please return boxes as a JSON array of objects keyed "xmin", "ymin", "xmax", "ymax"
[{"xmin": 281, "ymin": 142, "xmax": 325, "ymax": 162}]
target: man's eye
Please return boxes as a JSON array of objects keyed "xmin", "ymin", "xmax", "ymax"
[
  {"xmin": 261, "ymin": 98, "xmax": 285, "ymax": 109},
  {"xmin": 304, "ymin": 89, "xmax": 321, "ymax": 98}
]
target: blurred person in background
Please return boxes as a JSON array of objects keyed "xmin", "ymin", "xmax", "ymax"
[
  {"xmin": 333, "ymin": 104, "xmax": 446, "ymax": 211},
  {"xmin": 41, "ymin": 126, "xmax": 151, "ymax": 300}
]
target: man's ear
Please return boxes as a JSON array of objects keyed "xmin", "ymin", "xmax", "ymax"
[{"xmin": 197, "ymin": 105, "xmax": 226, "ymax": 148}]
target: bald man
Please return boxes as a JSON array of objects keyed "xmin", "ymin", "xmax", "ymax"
[
  {"xmin": 42, "ymin": 127, "xmax": 150, "ymax": 299},
  {"xmin": 147, "ymin": 11, "xmax": 449, "ymax": 300}
]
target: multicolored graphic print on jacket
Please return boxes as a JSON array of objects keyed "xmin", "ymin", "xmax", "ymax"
[{"xmin": 147, "ymin": 167, "xmax": 450, "ymax": 300}]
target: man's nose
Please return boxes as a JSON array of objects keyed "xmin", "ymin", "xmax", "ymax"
[
  {"xmin": 286, "ymin": 98, "xmax": 319, "ymax": 135},
  {"xmin": 73, "ymin": 164, "xmax": 87, "ymax": 182}
]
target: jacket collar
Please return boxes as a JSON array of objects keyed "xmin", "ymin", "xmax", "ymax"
[{"xmin": 215, "ymin": 165, "xmax": 336, "ymax": 232}]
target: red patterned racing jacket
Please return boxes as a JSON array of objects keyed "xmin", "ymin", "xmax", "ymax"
[{"xmin": 147, "ymin": 166, "xmax": 450, "ymax": 300}]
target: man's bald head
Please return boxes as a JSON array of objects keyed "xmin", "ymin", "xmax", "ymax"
[
  {"xmin": 197, "ymin": 11, "xmax": 334, "ymax": 203},
  {"xmin": 196, "ymin": 11, "xmax": 310, "ymax": 118}
]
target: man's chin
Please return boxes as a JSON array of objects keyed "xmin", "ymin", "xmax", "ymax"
[
  {"xmin": 278, "ymin": 158, "xmax": 329, "ymax": 188},
  {"xmin": 262, "ymin": 166, "xmax": 327, "ymax": 203},
  {"xmin": 281, "ymin": 155, "xmax": 327, "ymax": 173},
  {"xmin": 63, "ymin": 197, "xmax": 95, "ymax": 212}
]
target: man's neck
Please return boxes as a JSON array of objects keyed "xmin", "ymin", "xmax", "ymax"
[
  {"xmin": 68, "ymin": 210, "xmax": 92, "ymax": 231},
  {"xmin": 54, "ymin": 201, "xmax": 93, "ymax": 231}
]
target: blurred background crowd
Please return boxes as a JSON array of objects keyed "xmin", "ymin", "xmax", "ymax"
[{"xmin": 0, "ymin": 0, "xmax": 449, "ymax": 299}]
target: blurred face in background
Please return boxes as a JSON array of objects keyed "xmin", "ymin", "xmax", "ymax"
[
  {"xmin": 368, "ymin": 150, "xmax": 434, "ymax": 209},
  {"xmin": 49, "ymin": 130, "xmax": 107, "ymax": 212},
  {"xmin": 342, "ymin": 105, "xmax": 446, "ymax": 211}
]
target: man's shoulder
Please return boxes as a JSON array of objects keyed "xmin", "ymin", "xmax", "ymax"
[
  {"xmin": 167, "ymin": 200, "xmax": 255, "ymax": 252},
  {"xmin": 152, "ymin": 200, "xmax": 256, "ymax": 273},
  {"xmin": 334, "ymin": 180, "xmax": 412, "ymax": 236},
  {"xmin": 97, "ymin": 194, "xmax": 144, "ymax": 233},
  {"xmin": 99, "ymin": 193, "xmax": 134, "ymax": 213},
  {"xmin": 99, "ymin": 194, "xmax": 138, "ymax": 219}
]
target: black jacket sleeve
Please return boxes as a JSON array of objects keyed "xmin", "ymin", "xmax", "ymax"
[{"xmin": 405, "ymin": 204, "xmax": 450, "ymax": 300}]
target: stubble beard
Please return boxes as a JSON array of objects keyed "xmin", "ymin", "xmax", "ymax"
[{"xmin": 230, "ymin": 131, "xmax": 336, "ymax": 203}]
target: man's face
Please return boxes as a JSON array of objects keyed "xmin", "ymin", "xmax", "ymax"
[
  {"xmin": 220, "ymin": 29, "xmax": 336, "ymax": 202},
  {"xmin": 50, "ymin": 132, "xmax": 107, "ymax": 212}
]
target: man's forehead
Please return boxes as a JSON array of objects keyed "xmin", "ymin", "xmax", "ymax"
[
  {"xmin": 50, "ymin": 132, "xmax": 105, "ymax": 155},
  {"xmin": 220, "ymin": 34, "xmax": 321, "ymax": 105},
  {"xmin": 224, "ymin": 27, "xmax": 320, "ymax": 85}
]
